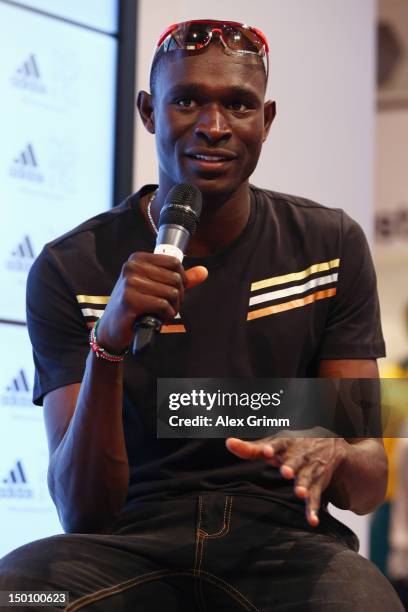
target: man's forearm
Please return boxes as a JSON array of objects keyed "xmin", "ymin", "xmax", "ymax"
[
  {"xmin": 326, "ymin": 438, "xmax": 388, "ymax": 514},
  {"xmin": 48, "ymin": 352, "xmax": 129, "ymax": 533}
]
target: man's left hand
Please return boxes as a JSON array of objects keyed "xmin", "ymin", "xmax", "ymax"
[{"xmin": 225, "ymin": 434, "xmax": 347, "ymax": 527}]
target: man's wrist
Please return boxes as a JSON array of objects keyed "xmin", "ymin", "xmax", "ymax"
[{"xmin": 90, "ymin": 319, "xmax": 129, "ymax": 362}]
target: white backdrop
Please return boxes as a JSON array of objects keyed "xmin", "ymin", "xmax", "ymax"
[
  {"xmin": 133, "ymin": 0, "xmax": 376, "ymax": 556},
  {"xmin": 0, "ymin": 323, "xmax": 61, "ymax": 554},
  {"xmin": 0, "ymin": 0, "xmax": 118, "ymax": 557},
  {"xmin": 0, "ymin": 1, "xmax": 117, "ymax": 323}
]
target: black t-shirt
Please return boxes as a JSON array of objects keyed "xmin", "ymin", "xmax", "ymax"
[{"xmin": 26, "ymin": 185, "xmax": 385, "ymax": 515}]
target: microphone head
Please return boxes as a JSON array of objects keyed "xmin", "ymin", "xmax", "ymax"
[{"xmin": 158, "ymin": 184, "xmax": 202, "ymax": 236}]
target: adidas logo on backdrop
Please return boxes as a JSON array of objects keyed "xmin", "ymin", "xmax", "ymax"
[
  {"xmin": 9, "ymin": 143, "xmax": 44, "ymax": 182},
  {"xmin": 0, "ymin": 460, "xmax": 34, "ymax": 499},
  {"xmin": 11, "ymin": 54, "xmax": 46, "ymax": 93},
  {"xmin": 6, "ymin": 235, "xmax": 35, "ymax": 273},
  {"xmin": 1, "ymin": 370, "xmax": 32, "ymax": 407}
]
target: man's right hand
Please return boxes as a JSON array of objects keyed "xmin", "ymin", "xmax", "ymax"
[{"xmin": 96, "ymin": 253, "xmax": 208, "ymax": 354}]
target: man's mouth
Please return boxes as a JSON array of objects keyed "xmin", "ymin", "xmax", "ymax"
[
  {"xmin": 185, "ymin": 150, "xmax": 237, "ymax": 173},
  {"xmin": 188, "ymin": 154, "xmax": 232, "ymax": 162}
]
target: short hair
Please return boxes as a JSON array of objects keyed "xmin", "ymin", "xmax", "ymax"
[{"xmin": 149, "ymin": 46, "xmax": 169, "ymax": 97}]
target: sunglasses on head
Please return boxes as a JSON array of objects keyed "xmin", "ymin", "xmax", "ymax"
[{"xmin": 155, "ymin": 19, "xmax": 269, "ymax": 79}]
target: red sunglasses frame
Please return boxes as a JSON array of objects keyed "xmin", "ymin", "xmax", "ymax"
[{"xmin": 156, "ymin": 19, "xmax": 270, "ymax": 55}]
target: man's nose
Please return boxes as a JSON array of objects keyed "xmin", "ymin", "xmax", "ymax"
[{"xmin": 194, "ymin": 105, "xmax": 232, "ymax": 143}]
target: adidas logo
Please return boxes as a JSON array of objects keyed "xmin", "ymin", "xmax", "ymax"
[
  {"xmin": 0, "ymin": 460, "xmax": 34, "ymax": 499},
  {"xmin": 11, "ymin": 54, "xmax": 46, "ymax": 93},
  {"xmin": 2, "ymin": 460, "xmax": 27, "ymax": 485},
  {"xmin": 6, "ymin": 235, "xmax": 35, "ymax": 272},
  {"xmin": 11, "ymin": 235, "xmax": 35, "ymax": 259},
  {"xmin": 9, "ymin": 143, "xmax": 44, "ymax": 182},
  {"xmin": 14, "ymin": 143, "xmax": 37, "ymax": 167},
  {"xmin": 1, "ymin": 369, "xmax": 32, "ymax": 407},
  {"xmin": 7, "ymin": 369, "xmax": 30, "ymax": 393},
  {"xmin": 17, "ymin": 54, "xmax": 40, "ymax": 79}
]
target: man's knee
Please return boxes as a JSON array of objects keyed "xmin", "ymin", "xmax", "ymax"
[
  {"xmin": 0, "ymin": 535, "xmax": 69, "ymax": 590},
  {"xmin": 318, "ymin": 548, "xmax": 404, "ymax": 611}
]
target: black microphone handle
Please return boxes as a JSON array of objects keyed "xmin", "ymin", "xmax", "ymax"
[{"xmin": 131, "ymin": 314, "xmax": 163, "ymax": 354}]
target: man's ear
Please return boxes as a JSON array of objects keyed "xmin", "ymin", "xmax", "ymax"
[
  {"xmin": 137, "ymin": 90, "xmax": 155, "ymax": 134},
  {"xmin": 263, "ymin": 100, "xmax": 276, "ymax": 142}
]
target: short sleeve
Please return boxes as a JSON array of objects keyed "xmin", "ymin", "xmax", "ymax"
[
  {"xmin": 26, "ymin": 247, "xmax": 89, "ymax": 405},
  {"xmin": 317, "ymin": 212, "xmax": 385, "ymax": 360}
]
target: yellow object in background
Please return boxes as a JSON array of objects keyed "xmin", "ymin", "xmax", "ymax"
[
  {"xmin": 380, "ymin": 362, "xmax": 408, "ymax": 501},
  {"xmin": 384, "ymin": 438, "xmax": 398, "ymax": 501}
]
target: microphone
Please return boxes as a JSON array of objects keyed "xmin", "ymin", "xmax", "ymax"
[{"xmin": 132, "ymin": 183, "xmax": 202, "ymax": 354}]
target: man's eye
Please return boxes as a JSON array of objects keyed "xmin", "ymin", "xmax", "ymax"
[
  {"xmin": 175, "ymin": 98, "xmax": 196, "ymax": 108},
  {"xmin": 228, "ymin": 102, "xmax": 248, "ymax": 112}
]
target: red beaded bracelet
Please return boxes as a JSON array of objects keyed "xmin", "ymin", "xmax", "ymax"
[{"xmin": 89, "ymin": 318, "xmax": 128, "ymax": 362}]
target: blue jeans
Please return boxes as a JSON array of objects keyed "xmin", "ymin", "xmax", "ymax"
[{"xmin": 0, "ymin": 494, "xmax": 403, "ymax": 611}]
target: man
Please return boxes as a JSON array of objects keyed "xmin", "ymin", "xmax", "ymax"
[{"xmin": 0, "ymin": 19, "xmax": 403, "ymax": 611}]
